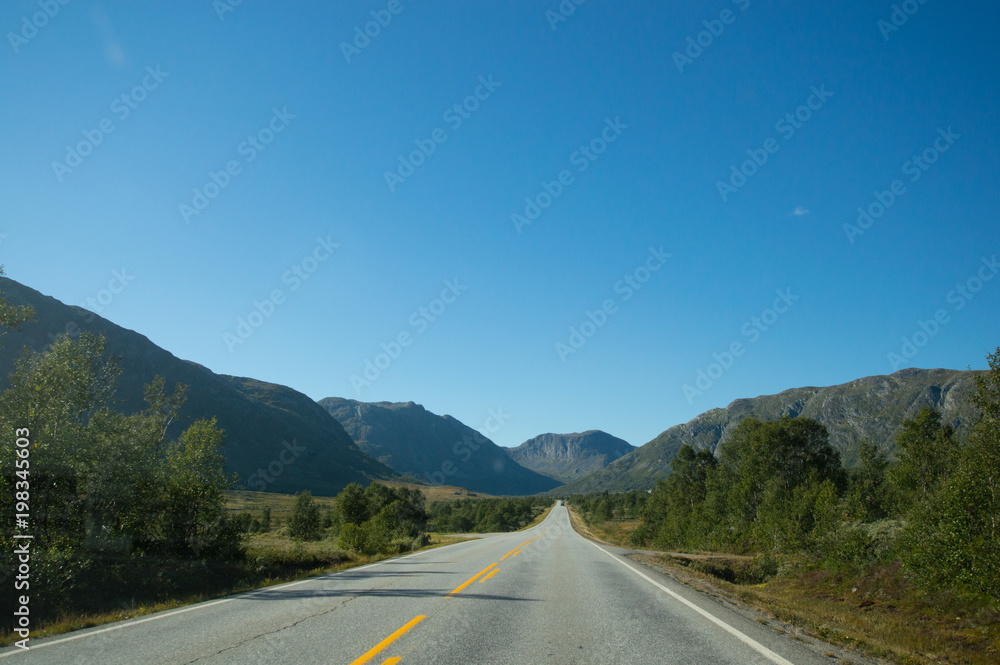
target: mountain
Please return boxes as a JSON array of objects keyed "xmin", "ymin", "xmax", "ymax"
[
  {"xmin": 0, "ymin": 277, "xmax": 395, "ymax": 496},
  {"xmin": 555, "ymin": 368, "xmax": 983, "ymax": 494},
  {"xmin": 508, "ymin": 431, "xmax": 634, "ymax": 483},
  {"xmin": 318, "ymin": 397, "xmax": 562, "ymax": 495}
]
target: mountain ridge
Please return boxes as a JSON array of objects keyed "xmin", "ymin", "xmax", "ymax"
[
  {"xmin": 318, "ymin": 396, "xmax": 562, "ymax": 495},
  {"xmin": 0, "ymin": 277, "xmax": 396, "ymax": 496},
  {"xmin": 553, "ymin": 367, "xmax": 983, "ymax": 494}
]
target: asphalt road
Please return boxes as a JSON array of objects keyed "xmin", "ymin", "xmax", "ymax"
[{"xmin": 2, "ymin": 504, "xmax": 838, "ymax": 665}]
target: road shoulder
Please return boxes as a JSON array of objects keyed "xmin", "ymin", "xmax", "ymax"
[{"xmin": 565, "ymin": 505, "xmax": 890, "ymax": 665}]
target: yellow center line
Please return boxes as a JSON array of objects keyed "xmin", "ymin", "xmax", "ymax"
[
  {"xmin": 448, "ymin": 562, "xmax": 498, "ymax": 596},
  {"xmin": 479, "ymin": 568, "xmax": 500, "ymax": 583},
  {"xmin": 380, "ymin": 659, "xmax": 402, "ymax": 665},
  {"xmin": 510, "ymin": 549, "xmax": 520, "ymax": 557},
  {"xmin": 349, "ymin": 615, "xmax": 426, "ymax": 665},
  {"xmin": 500, "ymin": 547, "xmax": 519, "ymax": 560}
]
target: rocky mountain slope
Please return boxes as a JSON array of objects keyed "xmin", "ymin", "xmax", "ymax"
[
  {"xmin": 555, "ymin": 368, "xmax": 982, "ymax": 494},
  {"xmin": 0, "ymin": 277, "xmax": 395, "ymax": 496},
  {"xmin": 508, "ymin": 431, "xmax": 634, "ymax": 483},
  {"xmin": 319, "ymin": 397, "xmax": 562, "ymax": 495}
]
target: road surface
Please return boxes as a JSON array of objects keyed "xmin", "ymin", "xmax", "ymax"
[{"xmin": 2, "ymin": 504, "xmax": 839, "ymax": 664}]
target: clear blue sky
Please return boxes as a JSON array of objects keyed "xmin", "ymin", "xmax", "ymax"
[{"xmin": 3, "ymin": 1, "xmax": 998, "ymax": 448}]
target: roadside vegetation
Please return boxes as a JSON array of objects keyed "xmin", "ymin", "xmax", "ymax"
[
  {"xmin": 426, "ymin": 496, "xmax": 552, "ymax": 533},
  {"xmin": 0, "ymin": 286, "xmax": 548, "ymax": 644},
  {"xmin": 568, "ymin": 347, "xmax": 1000, "ymax": 664}
]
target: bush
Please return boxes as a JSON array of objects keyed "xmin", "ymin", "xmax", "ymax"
[{"xmin": 287, "ymin": 491, "xmax": 321, "ymax": 541}]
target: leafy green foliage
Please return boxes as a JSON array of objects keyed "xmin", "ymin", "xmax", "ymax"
[
  {"xmin": 632, "ymin": 417, "xmax": 845, "ymax": 556},
  {"xmin": 0, "ymin": 332, "xmax": 244, "ymax": 627},
  {"xmin": 847, "ymin": 440, "xmax": 892, "ymax": 521},
  {"xmin": 610, "ymin": 355, "xmax": 1000, "ymax": 607},
  {"xmin": 0, "ymin": 266, "xmax": 34, "ymax": 341},
  {"xmin": 287, "ymin": 491, "xmax": 322, "ymax": 541},
  {"xmin": 427, "ymin": 496, "xmax": 551, "ymax": 533},
  {"xmin": 900, "ymin": 348, "xmax": 1000, "ymax": 601},
  {"xmin": 332, "ymin": 483, "xmax": 428, "ymax": 554},
  {"xmin": 889, "ymin": 407, "xmax": 960, "ymax": 503}
]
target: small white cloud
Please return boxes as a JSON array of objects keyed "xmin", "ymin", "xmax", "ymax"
[{"xmin": 790, "ymin": 206, "xmax": 810, "ymax": 216}]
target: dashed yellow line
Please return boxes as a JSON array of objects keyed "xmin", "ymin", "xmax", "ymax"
[
  {"xmin": 349, "ymin": 615, "xmax": 426, "ymax": 665},
  {"xmin": 448, "ymin": 562, "xmax": 498, "ymax": 596},
  {"xmin": 379, "ymin": 659, "xmax": 402, "ymax": 665},
  {"xmin": 479, "ymin": 568, "xmax": 500, "ymax": 583}
]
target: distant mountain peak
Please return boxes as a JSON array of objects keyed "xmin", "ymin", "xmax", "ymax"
[
  {"xmin": 318, "ymin": 396, "xmax": 561, "ymax": 495},
  {"xmin": 508, "ymin": 430, "xmax": 634, "ymax": 484}
]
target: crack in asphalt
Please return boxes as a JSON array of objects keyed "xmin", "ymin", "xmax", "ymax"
[{"xmin": 179, "ymin": 594, "xmax": 357, "ymax": 664}]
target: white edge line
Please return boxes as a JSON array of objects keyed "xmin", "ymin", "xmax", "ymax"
[
  {"xmin": 580, "ymin": 536, "xmax": 796, "ymax": 665},
  {"xmin": 2, "ymin": 507, "xmax": 557, "ymax": 657},
  {"xmin": 0, "ymin": 531, "xmax": 486, "ymax": 657}
]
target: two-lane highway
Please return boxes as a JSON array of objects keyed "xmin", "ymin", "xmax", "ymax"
[{"xmin": 2, "ymin": 505, "xmax": 839, "ymax": 664}]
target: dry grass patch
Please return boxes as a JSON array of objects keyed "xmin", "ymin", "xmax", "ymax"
[
  {"xmin": 643, "ymin": 554, "xmax": 1000, "ymax": 665},
  {"xmin": 0, "ymin": 530, "xmax": 469, "ymax": 648}
]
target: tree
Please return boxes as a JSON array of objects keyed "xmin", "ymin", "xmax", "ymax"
[
  {"xmin": 890, "ymin": 407, "xmax": 960, "ymax": 503},
  {"xmin": 720, "ymin": 417, "xmax": 843, "ymax": 539},
  {"xmin": 669, "ymin": 445, "xmax": 717, "ymax": 508},
  {"xmin": 638, "ymin": 445, "xmax": 717, "ymax": 549},
  {"xmin": 901, "ymin": 348, "xmax": 1000, "ymax": 601},
  {"xmin": 335, "ymin": 483, "xmax": 369, "ymax": 525},
  {"xmin": 287, "ymin": 491, "xmax": 321, "ymax": 541},
  {"xmin": 162, "ymin": 417, "xmax": 235, "ymax": 556},
  {"xmin": 0, "ymin": 266, "xmax": 35, "ymax": 342},
  {"xmin": 847, "ymin": 440, "xmax": 891, "ymax": 521}
]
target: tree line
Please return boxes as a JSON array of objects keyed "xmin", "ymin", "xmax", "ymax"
[
  {"xmin": 425, "ymin": 496, "xmax": 552, "ymax": 533},
  {"xmin": 277, "ymin": 483, "xmax": 431, "ymax": 555},
  {"xmin": 0, "ymin": 280, "xmax": 548, "ymax": 630},
  {"xmin": 276, "ymin": 489, "xmax": 552, "ymax": 552},
  {"xmin": 627, "ymin": 348, "xmax": 1000, "ymax": 603}
]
